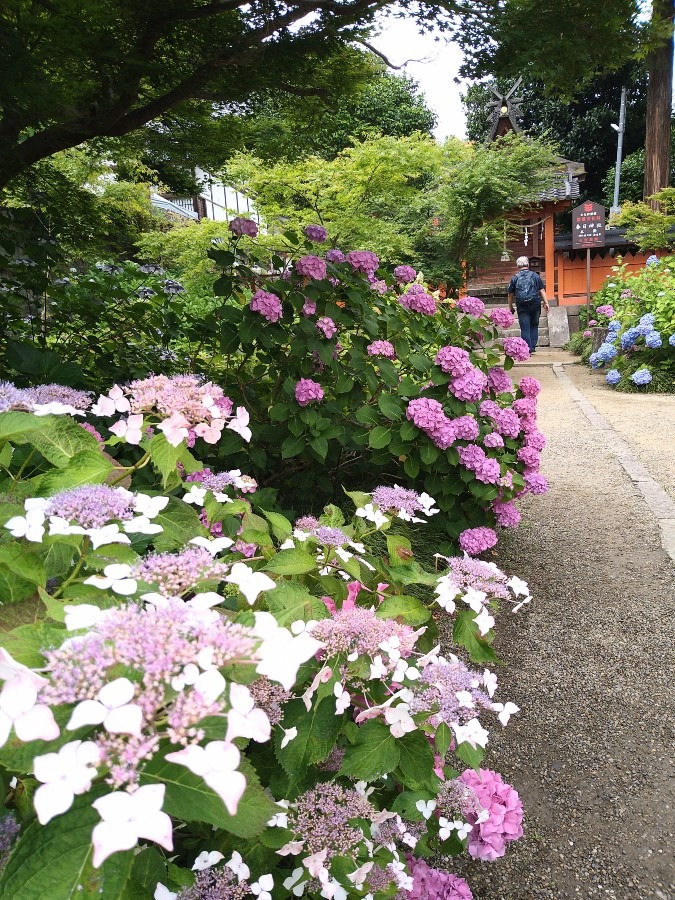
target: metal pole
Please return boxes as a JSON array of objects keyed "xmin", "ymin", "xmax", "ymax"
[
  {"xmin": 586, "ymin": 248, "xmax": 591, "ymax": 313},
  {"xmin": 611, "ymin": 86, "xmax": 627, "ymax": 216}
]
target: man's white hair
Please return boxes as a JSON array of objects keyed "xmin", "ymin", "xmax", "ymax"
[{"xmin": 516, "ymin": 256, "xmax": 529, "ymax": 268}]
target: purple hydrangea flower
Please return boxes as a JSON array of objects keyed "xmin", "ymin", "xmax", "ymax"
[
  {"xmin": 487, "ymin": 367, "xmax": 514, "ymax": 396},
  {"xmin": 492, "ymin": 500, "xmax": 521, "ymax": 528},
  {"xmin": 502, "ymin": 337, "xmax": 530, "ymax": 361},
  {"xmin": 405, "ymin": 856, "xmax": 474, "ymax": 899},
  {"xmin": 46, "ymin": 485, "xmax": 135, "ymax": 528},
  {"xmin": 250, "ymin": 289, "xmax": 282, "ymax": 323},
  {"xmin": 367, "ymin": 340, "xmax": 396, "ymax": 358},
  {"xmin": 595, "ymin": 304, "xmax": 615, "ymax": 318},
  {"xmin": 452, "ymin": 415, "xmax": 479, "ymax": 441},
  {"xmin": 523, "ymin": 471, "xmax": 549, "ymax": 494},
  {"xmin": 483, "ymin": 432, "xmax": 504, "ymax": 449},
  {"xmin": 304, "ymin": 224, "xmax": 327, "ymax": 242},
  {"xmin": 370, "ymin": 278, "xmax": 388, "ymax": 295},
  {"xmin": 316, "ymin": 316, "xmax": 337, "ymax": 339},
  {"xmin": 518, "ymin": 376, "xmax": 541, "ymax": 398},
  {"xmin": 393, "ymin": 264, "xmax": 417, "ymax": 284},
  {"xmin": 435, "ymin": 346, "xmax": 472, "ymax": 377},
  {"xmin": 489, "ymin": 308, "xmax": 515, "ymax": 328},
  {"xmin": 229, "ymin": 217, "xmax": 258, "ymax": 237},
  {"xmin": 449, "ymin": 367, "xmax": 488, "ymax": 403},
  {"xmin": 346, "ymin": 250, "xmax": 379, "ymax": 274},
  {"xmin": 459, "ymin": 526, "xmax": 498, "ymax": 555},
  {"xmin": 296, "ymin": 255, "xmax": 327, "ymax": 280},
  {"xmin": 302, "ymin": 298, "xmax": 317, "ymax": 316},
  {"xmin": 457, "ymin": 296, "xmax": 486, "ymax": 317},
  {"xmin": 326, "ymin": 248, "xmax": 346, "ymax": 263},
  {"xmin": 399, "ymin": 291, "xmax": 437, "ymax": 315},
  {"xmin": 295, "ymin": 378, "xmax": 324, "ymax": 406}
]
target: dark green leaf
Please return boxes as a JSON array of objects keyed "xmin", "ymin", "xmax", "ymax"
[
  {"xmin": 340, "ymin": 720, "xmax": 400, "ymax": 781},
  {"xmin": 368, "ymin": 426, "xmax": 391, "ymax": 449}
]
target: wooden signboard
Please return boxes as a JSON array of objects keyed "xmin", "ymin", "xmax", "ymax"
[
  {"xmin": 572, "ymin": 201, "xmax": 606, "ymax": 249},
  {"xmin": 572, "ymin": 201, "xmax": 606, "ymax": 310}
]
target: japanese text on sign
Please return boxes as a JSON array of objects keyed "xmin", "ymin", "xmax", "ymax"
[{"xmin": 572, "ymin": 201, "xmax": 606, "ymax": 249}]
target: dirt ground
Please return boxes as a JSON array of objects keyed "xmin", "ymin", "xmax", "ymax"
[{"xmin": 439, "ymin": 355, "xmax": 675, "ymax": 900}]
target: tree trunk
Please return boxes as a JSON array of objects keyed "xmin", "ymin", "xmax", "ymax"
[{"xmin": 643, "ymin": 0, "xmax": 675, "ymax": 208}]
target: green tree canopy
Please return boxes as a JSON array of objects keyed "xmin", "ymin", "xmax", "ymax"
[{"xmin": 0, "ymin": 0, "xmax": 646, "ymax": 191}]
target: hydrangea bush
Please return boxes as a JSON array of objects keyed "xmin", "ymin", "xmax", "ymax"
[
  {"xmin": 174, "ymin": 223, "xmax": 547, "ymax": 537},
  {"xmin": 568, "ymin": 257, "xmax": 675, "ymax": 392},
  {"xmin": 0, "ymin": 383, "xmax": 530, "ymax": 898}
]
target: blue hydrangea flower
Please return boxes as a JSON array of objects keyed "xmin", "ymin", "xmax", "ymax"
[
  {"xmin": 631, "ymin": 369, "xmax": 652, "ymax": 385},
  {"xmin": 645, "ymin": 331, "xmax": 662, "ymax": 349},
  {"xmin": 639, "ymin": 313, "xmax": 656, "ymax": 326},
  {"xmin": 646, "ymin": 254, "xmax": 660, "ymax": 267},
  {"xmin": 597, "ymin": 342, "xmax": 618, "ymax": 362},
  {"xmin": 589, "ymin": 352, "xmax": 601, "ymax": 369},
  {"xmin": 669, "ymin": 333, "xmax": 675, "ymax": 347},
  {"xmin": 608, "ymin": 320, "xmax": 622, "ymax": 332},
  {"xmin": 605, "ymin": 369, "xmax": 621, "ymax": 385},
  {"xmin": 621, "ymin": 327, "xmax": 640, "ymax": 349},
  {"xmin": 604, "ymin": 332, "xmax": 617, "ymax": 344}
]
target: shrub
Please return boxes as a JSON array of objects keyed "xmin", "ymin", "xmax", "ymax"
[{"xmin": 0, "ymin": 381, "xmax": 530, "ymax": 897}]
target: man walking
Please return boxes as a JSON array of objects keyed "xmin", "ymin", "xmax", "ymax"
[{"xmin": 507, "ymin": 256, "xmax": 549, "ymax": 353}]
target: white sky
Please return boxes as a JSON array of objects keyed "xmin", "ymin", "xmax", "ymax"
[{"xmin": 370, "ymin": 18, "xmax": 469, "ymax": 141}]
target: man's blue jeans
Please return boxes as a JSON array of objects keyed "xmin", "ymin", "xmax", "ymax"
[{"xmin": 516, "ymin": 300, "xmax": 541, "ymax": 352}]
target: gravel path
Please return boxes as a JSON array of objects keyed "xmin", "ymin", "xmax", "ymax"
[{"xmin": 442, "ymin": 358, "xmax": 675, "ymax": 899}]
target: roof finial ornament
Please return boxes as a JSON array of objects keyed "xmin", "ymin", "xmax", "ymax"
[{"xmin": 487, "ymin": 78, "xmax": 524, "ymax": 142}]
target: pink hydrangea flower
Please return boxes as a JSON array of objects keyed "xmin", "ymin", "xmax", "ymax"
[
  {"xmin": 405, "ymin": 856, "xmax": 473, "ymax": 899},
  {"xmin": 304, "ymin": 225, "xmax": 327, "ymax": 242},
  {"xmin": 316, "ymin": 317, "xmax": 337, "ymax": 339},
  {"xmin": 370, "ymin": 279, "xmax": 388, "ymax": 295},
  {"xmin": 494, "ymin": 408, "xmax": 521, "ymax": 438},
  {"xmin": 518, "ymin": 376, "xmax": 541, "ymax": 398},
  {"xmin": 517, "ymin": 446, "xmax": 540, "ymax": 469},
  {"xmin": 458, "ymin": 768, "xmax": 524, "ymax": 861},
  {"xmin": 250, "ymin": 289, "xmax": 282, "ymax": 323},
  {"xmin": 228, "ymin": 217, "xmax": 258, "ymax": 237},
  {"xmin": 302, "ymin": 299, "xmax": 317, "ymax": 316},
  {"xmin": 458, "ymin": 296, "xmax": 486, "ymax": 317},
  {"xmin": 394, "ymin": 264, "xmax": 417, "ymax": 284},
  {"xmin": 583, "ymin": 329, "xmax": 592, "ymax": 337},
  {"xmin": 483, "ymin": 432, "xmax": 504, "ymax": 449},
  {"xmin": 450, "ymin": 368, "xmax": 488, "ymax": 403},
  {"xmin": 435, "ymin": 346, "xmax": 472, "ymax": 377},
  {"xmin": 326, "ymin": 248, "xmax": 345, "ymax": 263},
  {"xmin": 489, "ymin": 308, "xmax": 515, "ymax": 328},
  {"xmin": 512, "ymin": 397, "xmax": 537, "ymax": 418},
  {"xmin": 452, "ymin": 415, "xmax": 479, "ymax": 441},
  {"xmin": 588, "ymin": 319, "xmax": 597, "ymax": 326},
  {"xmin": 524, "ymin": 429, "xmax": 546, "ymax": 451},
  {"xmin": 487, "ymin": 367, "xmax": 514, "ymax": 395},
  {"xmin": 492, "ymin": 500, "xmax": 521, "ymax": 528},
  {"xmin": 296, "ymin": 255, "xmax": 327, "ymax": 280},
  {"xmin": 346, "ymin": 250, "xmax": 379, "ymax": 274},
  {"xmin": 295, "ymin": 379, "xmax": 324, "ymax": 407},
  {"xmin": 479, "ymin": 399, "xmax": 501, "ymax": 419},
  {"xmin": 399, "ymin": 291, "xmax": 437, "ymax": 315},
  {"xmin": 524, "ymin": 472, "xmax": 549, "ymax": 494},
  {"xmin": 459, "ymin": 526, "xmax": 498, "ymax": 556},
  {"xmin": 595, "ymin": 304, "xmax": 615, "ymax": 317},
  {"xmin": 502, "ymin": 337, "xmax": 530, "ymax": 361},
  {"xmin": 367, "ymin": 340, "xmax": 396, "ymax": 358}
]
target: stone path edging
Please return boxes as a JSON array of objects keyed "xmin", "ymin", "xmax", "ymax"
[{"xmin": 553, "ymin": 362, "xmax": 675, "ymax": 563}]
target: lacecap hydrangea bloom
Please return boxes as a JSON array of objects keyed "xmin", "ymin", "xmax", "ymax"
[
  {"xmin": 250, "ymin": 289, "xmax": 282, "ymax": 323},
  {"xmin": 295, "ymin": 378, "xmax": 324, "ymax": 406}
]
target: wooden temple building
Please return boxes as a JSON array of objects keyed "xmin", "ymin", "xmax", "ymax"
[{"xmin": 466, "ymin": 83, "xmax": 655, "ymax": 306}]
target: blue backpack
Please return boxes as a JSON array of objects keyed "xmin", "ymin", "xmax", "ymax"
[{"xmin": 514, "ymin": 270, "xmax": 540, "ymax": 302}]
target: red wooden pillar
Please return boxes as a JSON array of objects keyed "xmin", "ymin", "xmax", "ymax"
[{"xmin": 544, "ymin": 206, "xmax": 555, "ymax": 299}]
